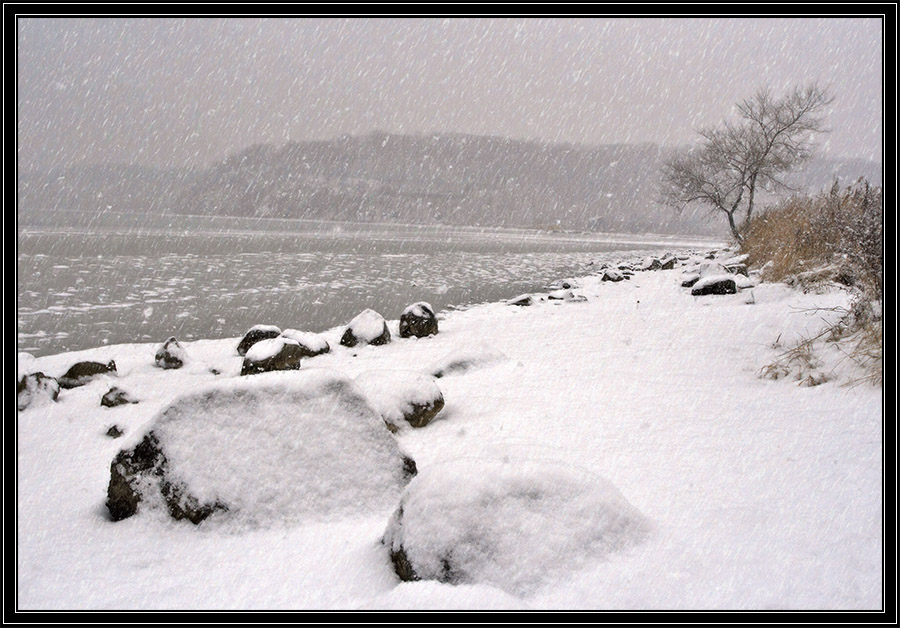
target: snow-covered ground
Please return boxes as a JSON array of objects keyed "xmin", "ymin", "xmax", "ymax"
[{"xmin": 16, "ymin": 252, "xmax": 882, "ymax": 610}]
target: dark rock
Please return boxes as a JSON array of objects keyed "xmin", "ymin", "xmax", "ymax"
[
  {"xmin": 507, "ymin": 294, "xmax": 534, "ymax": 307},
  {"xmin": 106, "ymin": 425, "xmax": 124, "ymax": 438},
  {"xmin": 240, "ymin": 338, "xmax": 304, "ymax": 376},
  {"xmin": 101, "ymin": 387, "xmax": 138, "ymax": 407},
  {"xmin": 236, "ymin": 325, "xmax": 282, "ymax": 356},
  {"xmin": 279, "ymin": 330, "xmax": 331, "ymax": 358},
  {"xmin": 106, "ymin": 432, "xmax": 226, "ymax": 524},
  {"xmin": 691, "ymin": 277, "xmax": 738, "ymax": 295},
  {"xmin": 58, "ymin": 360, "xmax": 117, "ymax": 389},
  {"xmin": 399, "ymin": 302, "xmax": 439, "ymax": 338},
  {"xmin": 659, "ymin": 256, "xmax": 677, "ymax": 270},
  {"xmin": 601, "ymin": 269, "xmax": 625, "ymax": 282},
  {"xmin": 356, "ymin": 371, "xmax": 445, "ymax": 432},
  {"xmin": 340, "ymin": 309, "xmax": 391, "ymax": 347},
  {"xmin": 209, "ymin": 368, "xmax": 221, "ymax": 376},
  {"xmin": 17, "ymin": 372, "xmax": 60, "ymax": 410},
  {"xmin": 681, "ymin": 274, "xmax": 701, "ymax": 288},
  {"xmin": 155, "ymin": 336, "xmax": 187, "ymax": 369},
  {"xmin": 725, "ymin": 263, "xmax": 749, "ymax": 276},
  {"xmin": 641, "ymin": 257, "xmax": 662, "ymax": 271}
]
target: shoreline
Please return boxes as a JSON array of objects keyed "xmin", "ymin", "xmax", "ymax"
[{"xmin": 16, "ymin": 247, "xmax": 882, "ymax": 610}]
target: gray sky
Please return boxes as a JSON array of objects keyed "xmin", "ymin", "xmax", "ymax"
[{"xmin": 17, "ymin": 16, "xmax": 883, "ymax": 172}]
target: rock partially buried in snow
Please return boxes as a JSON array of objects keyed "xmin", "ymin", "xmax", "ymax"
[
  {"xmin": 58, "ymin": 360, "xmax": 117, "ymax": 389},
  {"xmin": 240, "ymin": 337, "xmax": 304, "ymax": 376},
  {"xmin": 101, "ymin": 387, "xmax": 138, "ymax": 407},
  {"xmin": 155, "ymin": 336, "xmax": 187, "ymax": 369},
  {"xmin": 383, "ymin": 457, "xmax": 651, "ymax": 594},
  {"xmin": 106, "ymin": 370, "xmax": 414, "ymax": 526},
  {"xmin": 429, "ymin": 346, "xmax": 508, "ymax": 378},
  {"xmin": 279, "ymin": 329, "xmax": 330, "ymax": 358},
  {"xmin": 659, "ymin": 255, "xmax": 677, "ymax": 270},
  {"xmin": 601, "ymin": 269, "xmax": 625, "ymax": 282},
  {"xmin": 356, "ymin": 371, "xmax": 445, "ymax": 432},
  {"xmin": 340, "ymin": 309, "xmax": 391, "ymax": 347},
  {"xmin": 691, "ymin": 275, "xmax": 738, "ymax": 296},
  {"xmin": 17, "ymin": 372, "xmax": 60, "ymax": 411},
  {"xmin": 507, "ymin": 294, "xmax": 535, "ymax": 307},
  {"xmin": 236, "ymin": 325, "xmax": 282, "ymax": 356},
  {"xmin": 399, "ymin": 302, "xmax": 439, "ymax": 339}
]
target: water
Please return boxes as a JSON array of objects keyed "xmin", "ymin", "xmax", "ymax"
[{"xmin": 17, "ymin": 211, "xmax": 716, "ymax": 357}]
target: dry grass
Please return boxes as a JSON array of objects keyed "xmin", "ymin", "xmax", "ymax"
[{"xmin": 745, "ymin": 179, "xmax": 883, "ymax": 387}]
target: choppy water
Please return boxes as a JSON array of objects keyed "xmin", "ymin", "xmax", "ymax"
[{"xmin": 17, "ymin": 212, "xmax": 716, "ymax": 357}]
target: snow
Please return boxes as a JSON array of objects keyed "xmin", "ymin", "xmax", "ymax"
[{"xmin": 16, "ymin": 263, "xmax": 882, "ymax": 609}]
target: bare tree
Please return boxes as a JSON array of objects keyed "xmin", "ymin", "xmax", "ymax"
[{"xmin": 661, "ymin": 83, "xmax": 833, "ymax": 242}]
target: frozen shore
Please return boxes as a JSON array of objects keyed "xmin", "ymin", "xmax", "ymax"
[{"xmin": 16, "ymin": 249, "xmax": 882, "ymax": 610}]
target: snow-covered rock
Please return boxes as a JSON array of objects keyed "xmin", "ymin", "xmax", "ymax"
[
  {"xmin": 58, "ymin": 360, "xmax": 117, "ymax": 389},
  {"xmin": 691, "ymin": 275, "xmax": 738, "ymax": 296},
  {"xmin": 241, "ymin": 337, "xmax": 304, "ymax": 375},
  {"xmin": 236, "ymin": 325, "xmax": 282, "ymax": 356},
  {"xmin": 355, "ymin": 370, "xmax": 444, "ymax": 432},
  {"xmin": 340, "ymin": 309, "xmax": 391, "ymax": 347},
  {"xmin": 106, "ymin": 370, "xmax": 415, "ymax": 526},
  {"xmin": 383, "ymin": 457, "xmax": 651, "ymax": 594},
  {"xmin": 641, "ymin": 257, "xmax": 662, "ymax": 271},
  {"xmin": 17, "ymin": 372, "xmax": 60, "ymax": 411},
  {"xmin": 681, "ymin": 273, "xmax": 701, "ymax": 288},
  {"xmin": 279, "ymin": 329, "xmax": 330, "ymax": 358},
  {"xmin": 399, "ymin": 302, "xmax": 439, "ymax": 339},
  {"xmin": 101, "ymin": 386, "xmax": 138, "ymax": 408},
  {"xmin": 547, "ymin": 289, "xmax": 574, "ymax": 300},
  {"xmin": 507, "ymin": 294, "xmax": 535, "ymax": 307},
  {"xmin": 155, "ymin": 336, "xmax": 187, "ymax": 369},
  {"xmin": 659, "ymin": 255, "xmax": 677, "ymax": 270},
  {"xmin": 601, "ymin": 269, "xmax": 625, "ymax": 282}
]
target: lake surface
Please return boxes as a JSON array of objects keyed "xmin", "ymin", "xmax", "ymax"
[{"xmin": 17, "ymin": 211, "xmax": 719, "ymax": 357}]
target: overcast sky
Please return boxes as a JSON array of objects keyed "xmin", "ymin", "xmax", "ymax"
[{"xmin": 17, "ymin": 16, "xmax": 883, "ymax": 172}]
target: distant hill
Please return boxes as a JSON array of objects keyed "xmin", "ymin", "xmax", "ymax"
[{"xmin": 18, "ymin": 133, "xmax": 882, "ymax": 237}]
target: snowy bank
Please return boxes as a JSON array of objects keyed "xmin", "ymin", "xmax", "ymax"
[{"xmin": 16, "ymin": 248, "xmax": 882, "ymax": 610}]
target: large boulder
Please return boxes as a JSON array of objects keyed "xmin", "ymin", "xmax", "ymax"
[
  {"xmin": 236, "ymin": 325, "xmax": 282, "ymax": 356},
  {"xmin": 106, "ymin": 370, "xmax": 414, "ymax": 526},
  {"xmin": 355, "ymin": 371, "xmax": 445, "ymax": 432},
  {"xmin": 383, "ymin": 457, "xmax": 650, "ymax": 594},
  {"xmin": 399, "ymin": 302, "xmax": 439, "ymax": 339},
  {"xmin": 240, "ymin": 337, "xmax": 304, "ymax": 376},
  {"xmin": 279, "ymin": 329, "xmax": 330, "ymax": 358},
  {"xmin": 17, "ymin": 372, "xmax": 60, "ymax": 411},
  {"xmin": 155, "ymin": 336, "xmax": 187, "ymax": 369},
  {"xmin": 340, "ymin": 309, "xmax": 391, "ymax": 348},
  {"xmin": 58, "ymin": 360, "xmax": 117, "ymax": 389}
]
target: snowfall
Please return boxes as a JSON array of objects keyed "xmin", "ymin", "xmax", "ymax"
[{"xmin": 16, "ymin": 249, "xmax": 883, "ymax": 611}]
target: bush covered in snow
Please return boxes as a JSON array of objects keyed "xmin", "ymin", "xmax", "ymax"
[
  {"xmin": 106, "ymin": 369, "xmax": 414, "ymax": 527},
  {"xmin": 383, "ymin": 457, "xmax": 651, "ymax": 594}
]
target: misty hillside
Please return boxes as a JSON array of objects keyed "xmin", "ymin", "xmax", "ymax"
[{"xmin": 18, "ymin": 133, "xmax": 881, "ymax": 237}]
